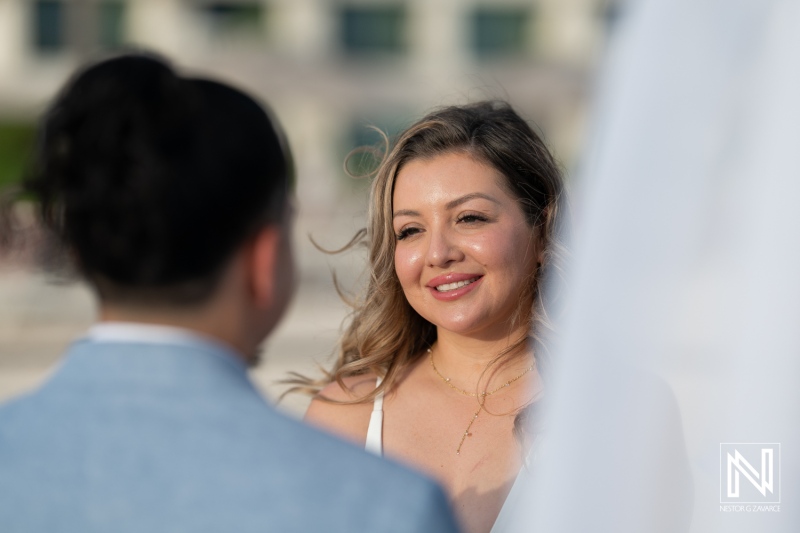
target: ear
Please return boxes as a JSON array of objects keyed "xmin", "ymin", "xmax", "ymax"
[{"xmin": 247, "ymin": 225, "xmax": 281, "ymax": 309}]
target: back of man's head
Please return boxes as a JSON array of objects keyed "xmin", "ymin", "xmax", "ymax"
[{"xmin": 23, "ymin": 52, "xmax": 293, "ymax": 308}]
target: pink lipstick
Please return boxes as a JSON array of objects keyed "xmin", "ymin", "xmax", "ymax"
[{"xmin": 426, "ymin": 273, "xmax": 483, "ymax": 301}]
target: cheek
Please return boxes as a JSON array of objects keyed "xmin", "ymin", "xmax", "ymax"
[
  {"xmin": 394, "ymin": 245, "xmax": 424, "ymax": 290},
  {"xmin": 506, "ymin": 232, "xmax": 539, "ymax": 284},
  {"xmin": 474, "ymin": 227, "xmax": 536, "ymax": 273}
]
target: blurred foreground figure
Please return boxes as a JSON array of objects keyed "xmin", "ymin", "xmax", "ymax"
[
  {"xmin": 505, "ymin": 0, "xmax": 800, "ymax": 531},
  {"xmin": 0, "ymin": 54, "xmax": 458, "ymax": 533}
]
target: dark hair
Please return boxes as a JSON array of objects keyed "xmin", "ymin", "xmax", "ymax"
[{"xmin": 16, "ymin": 52, "xmax": 292, "ymax": 305}]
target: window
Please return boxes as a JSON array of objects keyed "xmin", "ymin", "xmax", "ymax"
[
  {"xmin": 33, "ymin": 0, "xmax": 65, "ymax": 53},
  {"xmin": 340, "ymin": 5, "xmax": 407, "ymax": 56},
  {"xmin": 32, "ymin": 1, "xmax": 127, "ymax": 53},
  {"xmin": 200, "ymin": 2, "xmax": 264, "ymax": 35},
  {"xmin": 470, "ymin": 6, "xmax": 531, "ymax": 59},
  {"xmin": 344, "ymin": 122, "xmax": 384, "ymax": 178},
  {"xmin": 343, "ymin": 113, "xmax": 409, "ymax": 179},
  {"xmin": 99, "ymin": 1, "xmax": 126, "ymax": 49}
]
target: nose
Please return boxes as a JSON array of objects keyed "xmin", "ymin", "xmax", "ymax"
[{"xmin": 425, "ymin": 226, "xmax": 464, "ymax": 267}]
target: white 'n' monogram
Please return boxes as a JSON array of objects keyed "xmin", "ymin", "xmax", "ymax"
[{"xmin": 727, "ymin": 448, "xmax": 774, "ymax": 497}]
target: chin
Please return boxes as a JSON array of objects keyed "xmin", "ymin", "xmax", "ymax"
[
  {"xmin": 434, "ymin": 309, "xmax": 522, "ymax": 339},
  {"xmin": 430, "ymin": 316, "xmax": 491, "ymax": 337}
]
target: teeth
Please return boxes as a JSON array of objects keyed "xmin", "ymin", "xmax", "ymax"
[{"xmin": 436, "ymin": 278, "xmax": 478, "ymax": 292}]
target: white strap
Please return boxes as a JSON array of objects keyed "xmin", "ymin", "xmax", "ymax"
[{"xmin": 364, "ymin": 376, "xmax": 384, "ymax": 456}]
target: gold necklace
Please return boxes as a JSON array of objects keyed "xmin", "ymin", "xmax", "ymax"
[{"xmin": 427, "ymin": 348, "xmax": 535, "ymax": 455}]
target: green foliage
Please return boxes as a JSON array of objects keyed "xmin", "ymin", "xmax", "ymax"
[{"xmin": 0, "ymin": 123, "xmax": 36, "ymax": 189}]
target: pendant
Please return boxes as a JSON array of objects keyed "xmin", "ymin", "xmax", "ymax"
[{"xmin": 456, "ymin": 407, "xmax": 483, "ymax": 455}]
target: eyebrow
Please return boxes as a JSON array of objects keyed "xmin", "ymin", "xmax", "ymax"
[
  {"xmin": 392, "ymin": 193, "xmax": 501, "ymax": 219},
  {"xmin": 445, "ymin": 192, "xmax": 500, "ymax": 210},
  {"xmin": 392, "ymin": 209, "xmax": 420, "ymax": 219}
]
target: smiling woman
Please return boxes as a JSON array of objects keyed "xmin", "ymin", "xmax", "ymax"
[
  {"xmin": 392, "ymin": 153, "xmax": 541, "ymax": 340},
  {"xmin": 293, "ymin": 101, "xmax": 567, "ymax": 533}
]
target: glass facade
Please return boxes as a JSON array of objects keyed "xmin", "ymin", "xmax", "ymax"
[
  {"xmin": 201, "ymin": 2, "xmax": 264, "ymax": 34},
  {"xmin": 99, "ymin": 1, "xmax": 126, "ymax": 49},
  {"xmin": 32, "ymin": 1, "xmax": 127, "ymax": 53},
  {"xmin": 470, "ymin": 6, "xmax": 531, "ymax": 59},
  {"xmin": 340, "ymin": 5, "xmax": 407, "ymax": 56},
  {"xmin": 32, "ymin": 0, "xmax": 65, "ymax": 52}
]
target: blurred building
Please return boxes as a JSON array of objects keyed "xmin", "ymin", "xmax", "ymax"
[
  {"xmin": 0, "ymin": 0, "xmax": 622, "ymax": 210},
  {"xmin": 0, "ymin": 0, "xmax": 624, "ymax": 410}
]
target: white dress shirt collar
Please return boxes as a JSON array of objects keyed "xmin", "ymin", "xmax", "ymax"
[{"xmin": 83, "ymin": 322, "xmax": 245, "ymax": 365}]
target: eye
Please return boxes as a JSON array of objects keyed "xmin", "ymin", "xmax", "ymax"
[
  {"xmin": 457, "ymin": 213, "xmax": 489, "ymax": 224},
  {"xmin": 396, "ymin": 226, "xmax": 422, "ymax": 241}
]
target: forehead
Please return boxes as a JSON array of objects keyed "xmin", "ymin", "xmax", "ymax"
[{"xmin": 393, "ymin": 152, "xmax": 511, "ymax": 207}]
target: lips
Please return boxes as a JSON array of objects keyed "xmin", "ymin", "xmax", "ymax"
[
  {"xmin": 426, "ymin": 273, "xmax": 483, "ymax": 301},
  {"xmin": 435, "ymin": 277, "xmax": 480, "ymax": 292}
]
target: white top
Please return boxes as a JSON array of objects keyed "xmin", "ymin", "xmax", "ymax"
[
  {"xmin": 364, "ymin": 377, "xmax": 533, "ymax": 533},
  {"xmin": 364, "ymin": 376, "xmax": 384, "ymax": 455}
]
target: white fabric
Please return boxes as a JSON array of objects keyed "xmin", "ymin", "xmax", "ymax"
[
  {"xmin": 365, "ymin": 376, "xmax": 384, "ymax": 456},
  {"xmin": 84, "ymin": 322, "xmax": 238, "ymax": 356},
  {"xmin": 489, "ymin": 463, "xmax": 533, "ymax": 533},
  {"xmin": 504, "ymin": 0, "xmax": 800, "ymax": 531}
]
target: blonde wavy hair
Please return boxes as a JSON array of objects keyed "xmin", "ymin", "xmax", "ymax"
[{"xmin": 288, "ymin": 101, "xmax": 567, "ymax": 410}]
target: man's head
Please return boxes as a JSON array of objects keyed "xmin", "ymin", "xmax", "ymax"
[{"xmin": 24, "ymin": 52, "xmax": 296, "ymax": 356}]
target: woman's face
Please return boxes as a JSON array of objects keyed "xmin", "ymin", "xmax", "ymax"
[{"xmin": 392, "ymin": 151, "xmax": 540, "ymax": 340}]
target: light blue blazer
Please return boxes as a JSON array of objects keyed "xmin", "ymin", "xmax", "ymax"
[{"xmin": 0, "ymin": 326, "xmax": 459, "ymax": 533}]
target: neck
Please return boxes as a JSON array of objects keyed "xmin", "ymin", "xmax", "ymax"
[
  {"xmin": 432, "ymin": 327, "xmax": 535, "ymax": 385},
  {"xmin": 99, "ymin": 303, "xmax": 258, "ymax": 364}
]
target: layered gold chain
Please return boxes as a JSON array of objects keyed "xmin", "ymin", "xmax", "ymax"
[
  {"xmin": 427, "ymin": 348, "xmax": 535, "ymax": 454},
  {"xmin": 428, "ymin": 348, "xmax": 534, "ymax": 398}
]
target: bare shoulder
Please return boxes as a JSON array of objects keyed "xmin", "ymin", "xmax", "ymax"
[{"xmin": 304, "ymin": 373, "xmax": 379, "ymax": 446}]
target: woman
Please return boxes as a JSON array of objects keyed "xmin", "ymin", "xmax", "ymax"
[{"xmin": 304, "ymin": 101, "xmax": 566, "ymax": 533}]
